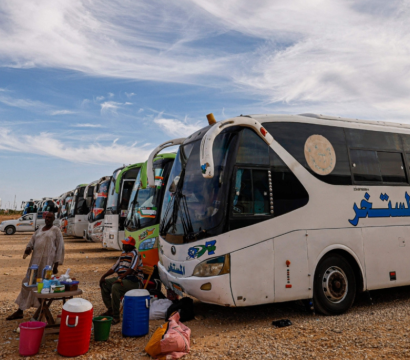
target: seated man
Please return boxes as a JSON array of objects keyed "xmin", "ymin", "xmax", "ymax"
[{"xmin": 99, "ymin": 236, "xmax": 143, "ymax": 324}]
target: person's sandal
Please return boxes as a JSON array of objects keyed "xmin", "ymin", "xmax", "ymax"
[
  {"xmin": 6, "ymin": 311, "xmax": 23, "ymax": 321},
  {"xmin": 111, "ymin": 317, "xmax": 121, "ymax": 325}
]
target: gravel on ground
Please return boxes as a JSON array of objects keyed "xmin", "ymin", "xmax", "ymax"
[{"xmin": 1, "ymin": 230, "xmax": 410, "ymax": 359}]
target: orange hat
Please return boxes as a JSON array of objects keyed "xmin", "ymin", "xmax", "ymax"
[{"xmin": 121, "ymin": 236, "xmax": 136, "ymax": 247}]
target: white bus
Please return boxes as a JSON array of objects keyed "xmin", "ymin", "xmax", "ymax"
[
  {"xmin": 103, "ymin": 164, "xmax": 142, "ymax": 250},
  {"xmin": 158, "ymin": 113, "xmax": 410, "ymax": 315},
  {"xmin": 86, "ymin": 176, "xmax": 111, "ymax": 242},
  {"xmin": 67, "ymin": 184, "xmax": 89, "ymax": 238}
]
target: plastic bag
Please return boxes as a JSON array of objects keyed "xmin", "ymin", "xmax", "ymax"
[
  {"xmin": 150, "ymin": 299, "xmax": 173, "ymax": 320},
  {"xmin": 145, "ymin": 312, "xmax": 190, "ymax": 360}
]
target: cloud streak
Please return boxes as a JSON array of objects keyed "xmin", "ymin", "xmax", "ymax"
[
  {"xmin": 51, "ymin": 110, "xmax": 75, "ymax": 115},
  {"xmin": 72, "ymin": 123, "xmax": 102, "ymax": 128},
  {"xmin": 154, "ymin": 116, "xmax": 203, "ymax": 137},
  {"xmin": 0, "ymin": 127, "xmax": 152, "ymax": 165}
]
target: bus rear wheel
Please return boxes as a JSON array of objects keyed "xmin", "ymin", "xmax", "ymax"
[
  {"xmin": 313, "ymin": 254, "xmax": 356, "ymax": 315},
  {"xmin": 5, "ymin": 226, "xmax": 16, "ymax": 235}
]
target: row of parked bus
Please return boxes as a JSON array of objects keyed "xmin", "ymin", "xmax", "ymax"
[{"xmin": 3, "ymin": 112, "xmax": 410, "ymax": 315}]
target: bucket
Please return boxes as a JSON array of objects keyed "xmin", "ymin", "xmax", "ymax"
[
  {"xmin": 92, "ymin": 316, "xmax": 113, "ymax": 341},
  {"xmin": 19, "ymin": 321, "xmax": 47, "ymax": 356}
]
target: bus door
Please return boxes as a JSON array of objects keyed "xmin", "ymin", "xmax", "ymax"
[
  {"xmin": 229, "ymin": 165, "xmax": 275, "ymax": 306},
  {"xmin": 119, "ymin": 179, "xmax": 135, "ymax": 220}
]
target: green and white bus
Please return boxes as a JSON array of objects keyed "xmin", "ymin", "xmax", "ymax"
[{"xmin": 103, "ymin": 163, "xmax": 143, "ymax": 250}]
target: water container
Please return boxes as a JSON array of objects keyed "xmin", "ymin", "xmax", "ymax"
[
  {"xmin": 122, "ymin": 289, "xmax": 150, "ymax": 337},
  {"xmin": 57, "ymin": 298, "xmax": 93, "ymax": 357}
]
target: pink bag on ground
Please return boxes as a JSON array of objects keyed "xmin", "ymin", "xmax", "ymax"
[{"xmin": 145, "ymin": 312, "xmax": 191, "ymax": 360}]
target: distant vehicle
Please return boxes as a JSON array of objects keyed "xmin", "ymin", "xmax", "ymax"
[
  {"xmin": 85, "ymin": 176, "xmax": 111, "ymax": 242},
  {"xmin": 103, "ymin": 164, "xmax": 142, "ymax": 250},
  {"xmin": 66, "ymin": 184, "xmax": 90, "ymax": 238},
  {"xmin": 58, "ymin": 191, "xmax": 74, "ymax": 235},
  {"xmin": 1, "ymin": 213, "xmax": 42, "ymax": 235},
  {"xmin": 22, "ymin": 200, "xmax": 40, "ymax": 215}
]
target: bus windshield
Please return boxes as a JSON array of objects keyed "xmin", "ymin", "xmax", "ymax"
[
  {"xmin": 42, "ymin": 200, "xmax": 55, "ymax": 212},
  {"xmin": 106, "ymin": 169, "xmax": 122, "ymax": 215},
  {"xmin": 160, "ymin": 132, "xmax": 236, "ymax": 244},
  {"xmin": 126, "ymin": 161, "xmax": 171, "ymax": 232},
  {"xmin": 23, "ymin": 202, "xmax": 37, "ymax": 215},
  {"xmin": 64, "ymin": 196, "xmax": 73, "ymax": 217},
  {"xmin": 90, "ymin": 180, "xmax": 110, "ymax": 222}
]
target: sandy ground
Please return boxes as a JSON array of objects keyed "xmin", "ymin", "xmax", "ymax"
[{"xmin": 1, "ymin": 231, "xmax": 410, "ymax": 359}]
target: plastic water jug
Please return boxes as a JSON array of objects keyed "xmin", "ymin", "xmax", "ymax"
[
  {"xmin": 27, "ymin": 265, "xmax": 39, "ymax": 286},
  {"xmin": 42, "ymin": 265, "xmax": 53, "ymax": 280},
  {"xmin": 122, "ymin": 289, "xmax": 150, "ymax": 337},
  {"xmin": 58, "ymin": 298, "xmax": 93, "ymax": 357}
]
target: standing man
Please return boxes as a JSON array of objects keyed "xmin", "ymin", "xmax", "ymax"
[
  {"xmin": 99, "ymin": 236, "xmax": 143, "ymax": 324},
  {"xmin": 6, "ymin": 212, "xmax": 64, "ymax": 320}
]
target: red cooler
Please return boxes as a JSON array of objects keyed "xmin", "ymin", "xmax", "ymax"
[{"xmin": 58, "ymin": 298, "xmax": 93, "ymax": 357}]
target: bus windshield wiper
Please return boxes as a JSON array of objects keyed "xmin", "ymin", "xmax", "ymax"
[{"xmin": 160, "ymin": 168, "xmax": 194, "ymax": 239}]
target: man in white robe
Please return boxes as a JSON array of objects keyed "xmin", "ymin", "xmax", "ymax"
[{"xmin": 6, "ymin": 212, "xmax": 64, "ymax": 320}]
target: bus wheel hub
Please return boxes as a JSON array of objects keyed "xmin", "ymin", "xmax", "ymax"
[{"xmin": 322, "ymin": 266, "xmax": 348, "ymax": 303}]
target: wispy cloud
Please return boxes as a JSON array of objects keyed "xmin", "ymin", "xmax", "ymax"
[
  {"xmin": 100, "ymin": 101, "xmax": 122, "ymax": 114},
  {"xmin": 0, "ymin": 93, "xmax": 48, "ymax": 111},
  {"xmin": 96, "ymin": 96, "xmax": 105, "ymax": 102},
  {"xmin": 100, "ymin": 101, "xmax": 133, "ymax": 114},
  {"xmin": 51, "ymin": 109, "xmax": 75, "ymax": 115},
  {"xmin": 154, "ymin": 115, "xmax": 203, "ymax": 137},
  {"xmin": 192, "ymin": 0, "xmax": 410, "ymax": 118},
  {"xmin": 0, "ymin": 1, "xmax": 227, "ymax": 85},
  {"xmin": 72, "ymin": 123, "xmax": 102, "ymax": 128},
  {"xmin": 0, "ymin": 127, "xmax": 152, "ymax": 164},
  {"xmin": 125, "ymin": 92, "xmax": 135, "ymax": 98}
]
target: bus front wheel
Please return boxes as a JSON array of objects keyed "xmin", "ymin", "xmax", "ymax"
[{"xmin": 313, "ymin": 254, "xmax": 356, "ymax": 315}]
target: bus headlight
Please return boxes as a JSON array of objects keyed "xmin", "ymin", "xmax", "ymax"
[
  {"xmin": 93, "ymin": 226, "xmax": 104, "ymax": 234},
  {"xmin": 193, "ymin": 254, "xmax": 230, "ymax": 277}
]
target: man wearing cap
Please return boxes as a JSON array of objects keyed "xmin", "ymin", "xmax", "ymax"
[{"xmin": 99, "ymin": 236, "xmax": 143, "ymax": 324}]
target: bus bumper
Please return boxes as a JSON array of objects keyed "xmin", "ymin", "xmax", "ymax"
[{"xmin": 157, "ymin": 262, "xmax": 235, "ymax": 306}]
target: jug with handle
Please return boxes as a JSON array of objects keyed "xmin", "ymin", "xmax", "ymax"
[{"xmin": 42, "ymin": 265, "xmax": 53, "ymax": 280}]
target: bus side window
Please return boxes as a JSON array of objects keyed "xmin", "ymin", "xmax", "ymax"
[
  {"xmin": 350, "ymin": 149, "xmax": 407, "ymax": 184},
  {"xmin": 350, "ymin": 150, "xmax": 381, "ymax": 183}
]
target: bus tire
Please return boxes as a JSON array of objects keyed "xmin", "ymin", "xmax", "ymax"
[
  {"xmin": 5, "ymin": 226, "xmax": 16, "ymax": 235},
  {"xmin": 313, "ymin": 254, "xmax": 356, "ymax": 315}
]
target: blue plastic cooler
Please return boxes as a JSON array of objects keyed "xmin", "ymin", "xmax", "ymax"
[{"xmin": 122, "ymin": 289, "xmax": 150, "ymax": 337}]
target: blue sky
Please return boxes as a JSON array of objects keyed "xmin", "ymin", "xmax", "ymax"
[{"xmin": 1, "ymin": 0, "xmax": 410, "ymax": 209}]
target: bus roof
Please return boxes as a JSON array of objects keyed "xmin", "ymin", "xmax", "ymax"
[
  {"xmin": 247, "ymin": 113, "xmax": 410, "ymax": 135},
  {"xmin": 115, "ymin": 162, "xmax": 144, "ymax": 194},
  {"xmin": 140, "ymin": 153, "xmax": 176, "ymax": 189}
]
